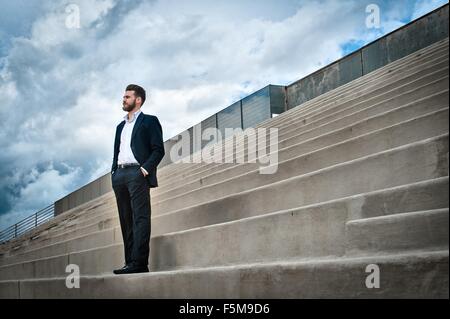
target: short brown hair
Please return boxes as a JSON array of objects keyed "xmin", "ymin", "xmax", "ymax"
[{"xmin": 126, "ymin": 84, "xmax": 146, "ymax": 106}]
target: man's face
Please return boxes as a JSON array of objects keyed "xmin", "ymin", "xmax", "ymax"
[{"xmin": 122, "ymin": 90, "xmax": 137, "ymax": 112}]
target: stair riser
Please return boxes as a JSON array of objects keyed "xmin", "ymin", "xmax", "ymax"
[
  {"xmin": 158, "ymin": 41, "xmax": 449, "ymax": 180},
  {"xmin": 277, "ymin": 76, "xmax": 449, "ymax": 151},
  {"xmin": 155, "ymin": 95, "xmax": 449, "ymax": 207},
  {"xmin": 276, "ymin": 54, "xmax": 449, "ymax": 132},
  {"xmin": 28, "ymin": 204, "xmax": 443, "ymax": 278},
  {"xmin": 0, "ymin": 195, "xmax": 114, "ymax": 254},
  {"xmin": 198, "ymin": 93, "xmax": 448, "ymax": 194},
  {"xmin": 159, "ymin": 52, "xmax": 449, "ymax": 184},
  {"xmin": 0, "ymin": 228, "xmax": 119, "ymax": 275},
  {"xmin": 154, "ymin": 136, "xmax": 449, "ymax": 240},
  {"xmin": 4, "ymin": 133, "xmax": 447, "ymax": 270},
  {"xmin": 2, "ymin": 204, "xmax": 447, "ymax": 280},
  {"xmin": 72, "ymin": 205, "xmax": 347, "ymax": 275},
  {"xmin": 0, "ymin": 255, "xmax": 69, "ymax": 282},
  {"xmin": 152, "ymin": 129, "xmax": 448, "ymax": 216},
  {"xmin": 346, "ymin": 209, "xmax": 449, "ymax": 254},
  {"xmin": 260, "ymin": 59, "xmax": 450, "ymax": 151},
  {"xmin": 152, "ymin": 177, "xmax": 449, "ymax": 236},
  {"xmin": 20, "ymin": 204, "xmax": 117, "ymax": 251},
  {"xmin": 159, "ymin": 70, "xmax": 449, "ymax": 192},
  {"xmin": 5, "ymin": 252, "xmax": 448, "ymax": 298},
  {"xmin": 1, "ymin": 202, "xmax": 117, "ymax": 258},
  {"xmin": 0, "ymin": 213, "xmax": 120, "ymax": 266},
  {"xmin": 67, "ymin": 196, "xmax": 450, "ymax": 274}
]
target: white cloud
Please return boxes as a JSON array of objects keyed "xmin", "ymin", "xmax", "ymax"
[
  {"xmin": 17, "ymin": 164, "xmax": 81, "ymax": 207},
  {"xmin": 0, "ymin": 163, "xmax": 81, "ymax": 230}
]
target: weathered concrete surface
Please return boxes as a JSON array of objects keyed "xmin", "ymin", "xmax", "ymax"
[
  {"xmin": 14, "ymin": 251, "xmax": 449, "ymax": 298},
  {"xmin": 158, "ymin": 45, "xmax": 449, "ymax": 191},
  {"xmin": 153, "ymin": 134, "xmax": 449, "ymax": 217},
  {"xmin": 154, "ymin": 103, "xmax": 449, "ymax": 211},
  {"xmin": 0, "ymin": 176, "xmax": 447, "ymax": 279},
  {"xmin": 346, "ymin": 209, "xmax": 449, "ymax": 255}
]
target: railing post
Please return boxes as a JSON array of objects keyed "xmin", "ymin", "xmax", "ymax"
[
  {"xmin": 35, "ymin": 212, "xmax": 38, "ymax": 227},
  {"xmin": 14, "ymin": 224, "xmax": 17, "ymax": 238}
]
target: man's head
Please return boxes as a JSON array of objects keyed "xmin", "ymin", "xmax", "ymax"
[{"xmin": 123, "ymin": 84, "xmax": 146, "ymax": 112}]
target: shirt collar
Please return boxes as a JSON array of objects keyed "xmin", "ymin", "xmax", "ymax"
[{"xmin": 123, "ymin": 109, "xmax": 142, "ymax": 123}]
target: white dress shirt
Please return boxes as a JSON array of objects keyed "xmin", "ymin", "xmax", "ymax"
[
  {"xmin": 118, "ymin": 109, "xmax": 141, "ymax": 165},
  {"xmin": 117, "ymin": 109, "xmax": 149, "ymax": 175}
]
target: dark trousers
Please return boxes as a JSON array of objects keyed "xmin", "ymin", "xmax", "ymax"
[{"xmin": 111, "ymin": 166, "xmax": 151, "ymax": 267}]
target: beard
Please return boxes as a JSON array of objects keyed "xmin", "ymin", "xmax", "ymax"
[{"xmin": 122, "ymin": 100, "xmax": 136, "ymax": 112}]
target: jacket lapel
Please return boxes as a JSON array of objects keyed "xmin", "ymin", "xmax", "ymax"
[
  {"xmin": 131, "ymin": 112, "xmax": 144, "ymax": 145},
  {"xmin": 117, "ymin": 121, "xmax": 125, "ymax": 136}
]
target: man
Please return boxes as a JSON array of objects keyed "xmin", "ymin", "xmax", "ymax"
[{"xmin": 111, "ymin": 84, "xmax": 165, "ymax": 275}]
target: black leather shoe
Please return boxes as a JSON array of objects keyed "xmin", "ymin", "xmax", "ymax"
[
  {"xmin": 113, "ymin": 265, "xmax": 129, "ymax": 274},
  {"xmin": 113, "ymin": 264, "xmax": 149, "ymax": 275}
]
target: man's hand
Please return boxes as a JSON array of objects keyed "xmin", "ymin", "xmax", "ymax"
[{"xmin": 140, "ymin": 167, "xmax": 149, "ymax": 177}]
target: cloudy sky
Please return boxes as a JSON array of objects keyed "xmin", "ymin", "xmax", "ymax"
[{"xmin": 0, "ymin": 0, "xmax": 447, "ymax": 230}]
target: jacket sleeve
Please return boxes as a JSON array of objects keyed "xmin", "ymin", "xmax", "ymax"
[
  {"xmin": 111, "ymin": 126, "xmax": 120, "ymax": 173},
  {"xmin": 141, "ymin": 116, "xmax": 165, "ymax": 172}
]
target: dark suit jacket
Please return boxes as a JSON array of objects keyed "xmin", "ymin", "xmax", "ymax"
[{"xmin": 111, "ymin": 112, "xmax": 165, "ymax": 188}]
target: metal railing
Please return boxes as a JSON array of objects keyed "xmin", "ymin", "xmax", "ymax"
[{"xmin": 0, "ymin": 204, "xmax": 54, "ymax": 244}]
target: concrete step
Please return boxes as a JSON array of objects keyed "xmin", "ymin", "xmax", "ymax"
[
  {"xmin": 1, "ymin": 250, "xmax": 447, "ymax": 298},
  {"xmin": 0, "ymin": 206, "xmax": 120, "ymax": 264},
  {"xmin": 0, "ymin": 191, "xmax": 115, "ymax": 254},
  {"xmin": 258, "ymin": 57, "xmax": 449, "ymax": 150},
  {"xmin": 158, "ymin": 37, "xmax": 449, "ymax": 180},
  {"xmin": 2, "ymin": 135, "xmax": 448, "ymax": 272},
  {"xmin": 150, "ymin": 205, "xmax": 448, "ymax": 272},
  {"xmin": 158, "ymin": 39, "xmax": 449, "ymax": 182},
  {"xmin": 154, "ymin": 93, "xmax": 449, "ymax": 208},
  {"xmin": 198, "ymin": 95, "xmax": 450, "ymax": 195},
  {"xmin": 0, "ymin": 208, "xmax": 118, "ymax": 266},
  {"xmin": 152, "ymin": 176, "xmax": 449, "ymax": 237},
  {"xmin": 160, "ymin": 62, "xmax": 450, "ymax": 189},
  {"xmin": 153, "ymin": 135, "xmax": 449, "ymax": 235},
  {"xmin": 152, "ymin": 103, "xmax": 448, "ymax": 213},
  {"xmin": 0, "ymin": 172, "xmax": 448, "ymax": 272},
  {"xmin": 0, "ymin": 254, "xmax": 70, "ymax": 283},
  {"xmin": 346, "ymin": 209, "xmax": 449, "ymax": 255},
  {"xmin": 253, "ymin": 37, "xmax": 449, "ymax": 132},
  {"xmin": 50, "ymin": 202, "xmax": 117, "ymax": 236},
  {"xmin": 157, "ymin": 72, "xmax": 449, "ymax": 204},
  {"xmin": 276, "ymin": 73, "xmax": 449, "ymax": 152},
  {"xmin": 64, "ymin": 177, "xmax": 444, "ymax": 275},
  {"xmin": 74, "ymin": 179, "xmax": 450, "ymax": 276},
  {"xmin": 0, "ymin": 159, "xmax": 448, "ymax": 279},
  {"xmin": 1, "ymin": 200, "xmax": 118, "ymax": 258},
  {"xmin": 273, "ymin": 48, "xmax": 449, "ymax": 135},
  {"xmin": 72, "ymin": 205, "xmax": 349, "ymax": 276},
  {"xmin": 158, "ymin": 61, "xmax": 449, "ymax": 191},
  {"xmin": 0, "ymin": 227, "xmax": 122, "ymax": 276}
]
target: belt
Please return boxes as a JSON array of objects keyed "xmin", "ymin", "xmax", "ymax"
[{"xmin": 117, "ymin": 163, "xmax": 140, "ymax": 169}]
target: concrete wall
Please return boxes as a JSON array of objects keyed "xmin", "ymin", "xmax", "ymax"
[
  {"xmin": 286, "ymin": 4, "xmax": 449, "ymax": 109},
  {"xmin": 55, "ymin": 173, "xmax": 112, "ymax": 216}
]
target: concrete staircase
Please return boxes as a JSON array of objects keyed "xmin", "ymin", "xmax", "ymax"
[{"xmin": 0, "ymin": 37, "xmax": 448, "ymax": 298}]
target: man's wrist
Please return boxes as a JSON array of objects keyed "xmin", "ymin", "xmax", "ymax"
[{"xmin": 140, "ymin": 167, "xmax": 149, "ymax": 176}]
